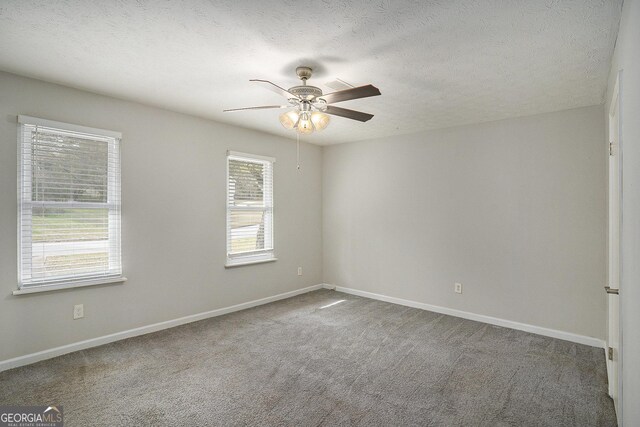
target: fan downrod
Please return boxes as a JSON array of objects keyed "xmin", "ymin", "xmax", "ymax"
[{"xmin": 290, "ymin": 66, "xmax": 321, "ymax": 99}]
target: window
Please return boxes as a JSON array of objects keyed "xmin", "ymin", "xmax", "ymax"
[
  {"xmin": 17, "ymin": 116, "xmax": 123, "ymax": 291},
  {"xmin": 226, "ymin": 151, "xmax": 275, "ymax": 266}
]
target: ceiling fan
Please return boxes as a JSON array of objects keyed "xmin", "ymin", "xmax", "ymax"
[{"xmin": 223, "ymin": 66, "xmax": 381, "ymax": 135}]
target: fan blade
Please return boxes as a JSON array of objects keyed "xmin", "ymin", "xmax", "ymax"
[
  {"xmin": 319, "ymin": 84, "xmax": 381, "ymax": 104},
  {"xmin": 250, "ymin": 79, "xmax": 299, "ymax": 99},
  {"xmin": 223, "ymin": 105, "xmax": 288, "ymax": 112},
  {"xmin": 324, "ymin": 106, "xmax": 374, "ymax": 122}
]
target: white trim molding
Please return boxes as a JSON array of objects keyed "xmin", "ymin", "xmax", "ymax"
[
  {"xmin": 17, "ymin": 115, "xmax": 122, "ymax": 139},
  {"xmin": 0, "ymin": 284, "xmax": 323, "ymax": 372},
  {"xmin": 1, "ymin": 283, "xmax": 605, "ymax": 373},
  {"xmin": 321, "ymin": 284, "xmax": 605, "ymax": 349},
  {"xmin": 227, "ymin": 150, "xmax": 276, "ymax": 163},
  {"xmin": 13, "ymin": 276, "xmax": 127, "ymax": 295},
  {"xmin": 225, "ymin": 257, "xmax": 277, "ymax": 268}
]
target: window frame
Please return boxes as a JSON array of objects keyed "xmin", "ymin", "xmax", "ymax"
[
  {"xmin": 15, "ymin": 115, "xmax": 125, "ymax": 294},
  {"xmin": 225, "ymin": 151, "xmax": 276, "ymax": 268}
]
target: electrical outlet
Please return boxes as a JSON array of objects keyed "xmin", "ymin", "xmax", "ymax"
[
  {"xmin": 454, "ymin": 283, "xmax": 463, "ymax": 294},
  {"xmin": 297, "ymin": 267, "xmax": 303, "ymax": 276},
  {"xmin": 73, "ymin": 304, "xmax": 84, "ymax": 319}
]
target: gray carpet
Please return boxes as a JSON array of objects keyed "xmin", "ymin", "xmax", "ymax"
[{"xmin": 0, "ymin": 289, "xmax": 616, "ymax": 426}]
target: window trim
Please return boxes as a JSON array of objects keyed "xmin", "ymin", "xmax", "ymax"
[
  {"xmin": 12, "ymin": 276, "xmax": 127, "ymax": 296},
  {"xmin": 18, "ymin": 115, "xmax": 122, "ymax": 139},
  {"xmin": 225, "ymin": 151, "xmax": 276, "ymax": 267},
  {"xmin": 16, "ymin": 115, "xmax": 124, "ymax": 292}
]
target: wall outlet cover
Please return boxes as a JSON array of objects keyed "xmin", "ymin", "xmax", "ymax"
[
  {"xmin": 73, "ymin": 304, "xmax": 84, "ymax": 319},
  {"xmin": 454, "ymin": 283, "xmax": 463, "ymax": 294}
]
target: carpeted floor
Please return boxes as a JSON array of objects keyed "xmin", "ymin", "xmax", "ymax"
[{"xmin": 0, "ymin": 289, "xmax": 616, "ymax": 426}]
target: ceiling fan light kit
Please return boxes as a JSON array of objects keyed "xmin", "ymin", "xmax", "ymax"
[
  {"xmin": 224, "ymin": 66, "xmax": 381, "ymax": 135},
  {"xmin": 279, "ymin": 110, "xmax": 330, "ymax": 133}
]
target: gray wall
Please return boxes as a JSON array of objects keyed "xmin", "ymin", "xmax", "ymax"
[
  {"xmin": 606, "ymin": 0, "xmax": 640, "ymax": 424},
  {"xmin": 0, "ymin": 68, "xmax": 615, "ymax": 381},
  {"xmin": 323, "ymin": 105, "xmax": 606, "ymax": 340},
  {"xmin": 0, "ymin": 71, "xmax": 323, "ymax": 362}
]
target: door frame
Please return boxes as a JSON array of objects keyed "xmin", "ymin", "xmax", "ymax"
[{"xmin": 608, "ymin": 70, "xmax": 623, "ymax": 423}]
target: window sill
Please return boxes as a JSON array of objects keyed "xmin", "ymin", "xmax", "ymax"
[
  {"xmin": 225, "ymin": 258, "xmax": 277, "ymax": 268},
  {"xmin": 13, "ymin": 276, "xmax": 127, "ymax": 296}
]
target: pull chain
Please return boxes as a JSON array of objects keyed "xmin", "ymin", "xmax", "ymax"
[{"xmin": 296, "ymin": 132, "xmax": 300, "ymax": 171}]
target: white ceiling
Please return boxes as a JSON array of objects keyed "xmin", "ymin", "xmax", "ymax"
[{"xmin": 0, "ymin": 0, "xmax": 622, "ymax": 145}]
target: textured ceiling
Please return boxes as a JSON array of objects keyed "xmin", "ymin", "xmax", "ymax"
[{"xmin": 0, "ymin": 0, "xmax": 622, "ymax": 145}]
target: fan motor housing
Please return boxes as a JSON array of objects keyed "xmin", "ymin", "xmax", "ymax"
[{"xmin": 289, "ymin": 85, "xmax": 323, "ymax": 100}]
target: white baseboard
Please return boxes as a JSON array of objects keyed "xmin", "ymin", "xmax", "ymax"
[
  {"xmin": 0, "ymin": 284, "xmax": 323, "ymax": 373},
  {"xmin": 1, "ymin": 283, "xmax": 605, "ymax": 373},
  {"xmin": 322, "ymin": 284, "xmax": 605, "ymax": 349}
]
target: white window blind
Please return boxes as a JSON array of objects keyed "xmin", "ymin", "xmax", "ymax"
[
  {"xmin": 18, "ymin": 116, "xmax": 122, "ymax": 289},
  {"xmin": 226, "ymin": 151, "xmax": 275, "ymax": 266}
]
